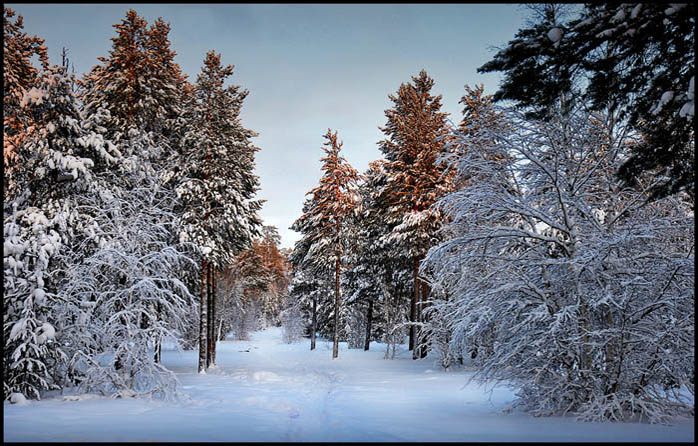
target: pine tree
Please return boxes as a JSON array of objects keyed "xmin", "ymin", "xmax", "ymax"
[
  {"xmin": 81, "ymin": 10, "xmax": 186, "ymax": 140},
  {"xmin": 290, "ymin": 130, "xmax": 360, "ymax": 358},
  {"xmin": 72, "ymin": 9, "xmax": 195, "ymax": 385},
  {"xmin": 177, "ymin": 50, "xmax": 262, "ymax": 372},
  {"xmin": 378, "ymin": 70, "xmax": 452, "ymax": 358},
  {"xmin": 3, "ymin": 7, "xmax": 49, "ymax": 201}
]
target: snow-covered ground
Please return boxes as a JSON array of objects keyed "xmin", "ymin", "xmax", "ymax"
[{"xmin": 4, "ymin": 327, "xmax": 694, "ymax": 442}]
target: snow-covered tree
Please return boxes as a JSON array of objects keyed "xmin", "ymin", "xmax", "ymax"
[
  {"xmin": 3, "ymin": 7, "xmax": 49, "ymax": 201},
  {"xmin": 225, "ymin": 226, "xmax": 289, "ymax": 334},
  {"xmin": 421, "ymin": 83, "xmax": 512, "ymax": 369},
  {"xmin": 3, "ymin": 63, "xmax": 117, "ymax": 400},
  {"xmin": 292, "ymin": 129, "xmax": 360, "ymax": 358},
  {"xmin": 81, "ymin": 10, "xmax": 186, "ymax": 143},
  {"xmin": 479, "ymin": 3, "xmax": 695, "ymax": 199},
  {"xmin": 287, "ymin": 246, "xmax": 330, "ymax": 350},
  {"xmin": 423, "ymin": 104, "xmax": 694, "ymax": 422},
  {"xmin": 280, "ymin": 292, "xmax": 305, "ymax": 344},
  {"xmin": 342, "ymin": 160, "xmax": 408, "ymax": 352},
  {"xmin": 56, "ymin": 178, "xmax": 195, "ymax": 400},
  {"xmin": 289, "ymin": 199, "xmax": 327, "ymax": 350},
  {"xmin": 378, "ymin": 70, "xmax": 453, "ymax": 358},
  {"xmin": 176, "ymin": 50, "xmax": 262, "ymax": 371}
]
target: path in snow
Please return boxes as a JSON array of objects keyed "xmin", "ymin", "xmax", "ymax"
[{"xmin": 3, "ymin": 327, "xmax": 695, "ymax": 442}]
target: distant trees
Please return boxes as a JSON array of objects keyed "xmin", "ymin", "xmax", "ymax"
[{"xmin": 228, "ymin": 225, "xmax": 290, "ymax": 334}]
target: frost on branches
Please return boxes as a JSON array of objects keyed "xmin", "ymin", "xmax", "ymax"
[
  {"xmin": 3, "ymin": 64, "xmax": 117, "ymax": 401},
  {"xmin": 4, "ymin": 197, "xmax": 65, "ymax": 400},
  {"xmin": 423, "ymin": 106, "xmax": 694, "ymax": 423},
  {"xmin": 479, "ymin": 3, "xmax": 695, "ymax": 199},
  {"xmin": 57, "ymin": 180, "xmax": 195, "ymax": 400}
]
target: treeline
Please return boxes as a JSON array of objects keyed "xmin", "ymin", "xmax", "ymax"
[
  {"xmin": 3, "ymin": 8, "xmax": 288, "ymax": 401},
  {"xmin": 289, "ymin": 4, "xmax": 694, "ymax": 423}
]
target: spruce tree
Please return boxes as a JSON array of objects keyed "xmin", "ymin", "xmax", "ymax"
[
  {"xmin": 3, "ymin": 63, "xmax": 116, "ymax": 400},
  {"xmin": 289, "ymin": 199, "xmax": 331, "ymax": 351},
  {"xmin": 479, "ymin": 3, "xmax": 695, "ymax": 199}
]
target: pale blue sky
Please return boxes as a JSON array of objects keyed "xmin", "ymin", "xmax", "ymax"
[{"xmin": 7, "ymin": 3, "xmax": 527, "ymax": 248}]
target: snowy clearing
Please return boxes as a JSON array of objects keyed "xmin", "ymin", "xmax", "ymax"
[{"xmin": 3, "ymin": 327, "xmax": 694, "ymax": 442}]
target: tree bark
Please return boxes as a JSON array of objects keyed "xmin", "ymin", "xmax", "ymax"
[
  {"xmin": 154, "ymin": 301, "xmax": 162, "ymax": 363},
  {"xmin": 198, "ymin": 259, "xmax": 208, "ymax": 373},
  {"xmin": 332, "ymin": 253, "xmax": 341, "ymax": 359},
  {"xmin": 310, "ymin": 295, "xmax": 317, "ymax": 350},
  {"xmin": 211, "ymin": 265, "xmax": 217, "ymax": 365},
  {"xmin": 364, "ymin": 299, "xmax": 373, "ymax": 351},
  {"xmin": 410, "ymin": 256, "xmax": 419, "ymax": 358},
  {"xmin": 206, "ymin": 262, "xmax": 215, "ymax": 368},
  {"xmin": 420, "ymin": 281, "xmax": 429, "ymax": 358}
]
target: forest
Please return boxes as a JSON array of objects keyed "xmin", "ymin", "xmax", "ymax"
[{"xmin": 3, "ymin": 3, "xmax": 694, "ymax": 430}]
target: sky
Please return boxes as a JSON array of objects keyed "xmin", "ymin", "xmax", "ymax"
[{"xmin": 7, "ymin": 4, "xmax": 527, "ymax": 249}]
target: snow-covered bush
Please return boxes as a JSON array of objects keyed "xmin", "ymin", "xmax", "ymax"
[
  {"xmin": 424, "ymin": 106, "xmax": 694, "ymax": 423},
  {"xmin": 57, "ymin": 177, "xmax": 195, "ymax": 400}
]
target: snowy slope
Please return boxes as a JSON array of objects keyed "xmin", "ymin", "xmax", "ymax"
[{"xmin": 3, "ymin": 327, "xmax": 694, "ymax": 442}]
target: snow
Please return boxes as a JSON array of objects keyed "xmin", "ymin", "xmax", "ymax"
[
  {"xmin": 19, "ymin": 87, "xmax": 46, "ymax": 107},
  {"xmin": 547, "ymin": 27, "xmax": 562, "ymax": 43},
  {"xmin": 9, "ymin": 393, "xmax": 27, "ymax": 405},
  {"xmin": 3, "ymin": 327, "xmax": 694, "ymax": 442},
  {"xmin": 36, "ymin": 322, "xmax": 55, "ymax": 344},
  {"xmin": 651, "ymin": 90, "xmax": 675, "ymax": 115}
]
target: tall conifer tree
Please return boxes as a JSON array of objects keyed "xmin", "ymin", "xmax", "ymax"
[
  {"xmin": 290, "ymin": 129, "xmax": 360, "ymax": 358},
  {"xmin": 378, "ymin": 70, "xmax": 452, "ymax": 358},
  {"xmin": 177, "ymin": 50, "xmax": 262, "ymax": 372},
  {"xmin": 3, "ymin": 7, "xmax": 49, "ymax": 201}
]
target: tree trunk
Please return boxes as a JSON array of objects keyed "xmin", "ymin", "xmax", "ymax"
[
  {"xmin": 311, "ymin": 295, "xmax": 317, "ymax": 350},
  {"xmin": 332, "ymin": 254, "xmax": 341, "ymax": 359},
  {"xmin": 198, "ymin": 259, "xmax": 208, "ymax": 373},
  {"xmin": 154, "ymin": 338, "xmax": 162, "ymax": 364},
  {"xmin": 217, "ymin": 316, "xmax": 224, "ymax": 345},
  {"xmin": 411, "ymin": 257, "xmax": 419, "ymax": 359},
  {"xmin": 364, "ymin": 299, "xmax": 373, "ymax": 351},
  {"xmin": 420, "ymin": 281, "xmax": 429, "ymax": 358},
  {"xmin": 154, "ymin": 301, "xmax": 162, "ymax": 363},
  {"xmin": 206, "ymin": 262, "xmax": 215, "ymax": 368},
  {"xmin": 211, "ymin": 265, "xmax": 217, "ymax": 365}
]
